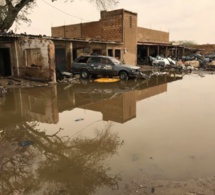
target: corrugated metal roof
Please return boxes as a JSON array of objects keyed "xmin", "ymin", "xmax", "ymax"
[
  {"xmin": 0, "ymin": 33, "xmax": 123, "ymax": 45},
  {"xmin": 137, "ymin": 41, "xmax": 171, "ymax": 46}
]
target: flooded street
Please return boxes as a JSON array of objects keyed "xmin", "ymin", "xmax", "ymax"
[{"xmin": 1, "ymin": 71, "xmax": 215, "ymax": 195}]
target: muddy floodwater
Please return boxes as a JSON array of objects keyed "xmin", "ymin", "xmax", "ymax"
[{"xmin": 1, "ymin": 71, "xmax": 215, "ymax": 195}]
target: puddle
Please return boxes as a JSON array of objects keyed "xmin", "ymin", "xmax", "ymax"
[{"xmin": 1, "ymin": 72, "xmax": 215, "ymax": 194}]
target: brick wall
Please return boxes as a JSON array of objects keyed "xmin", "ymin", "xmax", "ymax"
[
  {"xmin": 51, "ymin": 26, "xmax": 65, "ymax": 37},
  {"xmin": 52, "ymin": 24, "xmax": 81, "ymax": 38},
  {"xmin": 82, "ymin": 21, "xmax": 101, "ymax": 39},
  {"xmin": 123, "ymin": 10, "xmax": 138, "ymax": 65},
  {"xmin": 138, "ymin": 27, "xmax": 169, "ymax": 43},
  {"xmin": 191, "ymin": 44, "xmax": 215, "ymax": 55},
  {"xmin": 100, "ymin": 10, "xmax": 123, "ymax": 42}
]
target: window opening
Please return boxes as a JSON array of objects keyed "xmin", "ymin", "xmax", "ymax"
[
  {"xmin": 108, "ymin": 49, "xmax": 113, "ymax": 57},
  {"xmin": 115, "ymin": 49, "xmax": 121, "ymax": 59}
]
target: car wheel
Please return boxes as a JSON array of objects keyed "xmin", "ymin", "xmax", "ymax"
[
  {"xmin": 119, "ymin": 71, "xmax": 128, "ymax": 80},
  {"xmin": 80, "ymin": 69, "xmax": 89, "ymax": 79}
]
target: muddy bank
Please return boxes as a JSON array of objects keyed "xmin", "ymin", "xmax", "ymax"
[
  {"xmin": 0, "ymin": 76, "xmax": 78, "ymax": 89},
  {"xmin": 0, "ymin": 77, "xmax": 51, "ymax": 88},
  {"xmin": 115, "ymin": 177, "xmax": 215, "ymax": 195}
]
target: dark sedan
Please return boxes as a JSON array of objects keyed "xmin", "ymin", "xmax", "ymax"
[{"xmin": 71, "ymin": 55, "xmax": 141, "ymax": 80}]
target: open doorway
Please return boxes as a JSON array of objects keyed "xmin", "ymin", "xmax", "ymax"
[
  {"xmin": 55, "ymin": 48, "xmax": 66, "ymax": 72},
  {"xmin": 0, "ymin": 48, "xmax": 11, "ymax": 76}
]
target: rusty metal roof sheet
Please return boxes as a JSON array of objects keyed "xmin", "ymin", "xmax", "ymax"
[{"xmin": 0, "ymin": 32, "xmax": 122, "ymax": 45}]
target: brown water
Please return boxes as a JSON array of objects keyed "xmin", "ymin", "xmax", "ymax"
[{"xmin": 1, "ymin": 71, "xmax": 215, "ymax": 195}]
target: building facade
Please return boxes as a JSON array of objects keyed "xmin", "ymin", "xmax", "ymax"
[
  {"xmin": 52, "ymin": 8, "xmax": 198, "ymax": 66},
  {"xmin": 0, "ymin": 35, "xmax": 55, "ymax": 81},
  {"xmin": 52, "ymin": 9, "xmax": 139, "ymax": 65},
  {"xmin": 0, "ymin": 33, "xmax": 123, "ymax": 81},
  {"xmin": 0, "ymin": 9, "xmax": 198, "ymax": 81}
]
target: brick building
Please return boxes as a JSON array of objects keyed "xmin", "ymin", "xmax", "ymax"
[
  {"xmin": 52, "ymin": 9, "xmax": 182, "ymax": 66},
  {"xmin": 52, "ymin": 9, "xmax": 169, "ymax": 65},
  {"xmin": 52, "ymin": 9, "xmax": 137, "ymax": 65}
]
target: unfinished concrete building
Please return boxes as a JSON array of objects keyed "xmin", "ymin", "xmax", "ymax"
[{"xmin": 0, "ymin": 34, "xmax": 56, "ymax": 81}]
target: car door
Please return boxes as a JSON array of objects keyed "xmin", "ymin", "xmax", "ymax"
[
  {"xmin": 101, "ymin": 57, "xmax": 116, "ymax": 76},
  {"xmin": 87, "ymin": 57, "xmax": 103, "ymax": 75}
]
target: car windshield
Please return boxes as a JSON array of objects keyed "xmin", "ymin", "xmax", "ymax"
[{"xmin": 110, "ymin": 57, "xmax": 121, "ymax": 65}]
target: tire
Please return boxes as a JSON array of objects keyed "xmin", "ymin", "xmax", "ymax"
[
  {"xmin": 119, "ymin": 71, "xmax": 128, "ymax": 80},
  {"xmin": 80, "ymin": 69, "xmax": 89, "ymax": 79}
]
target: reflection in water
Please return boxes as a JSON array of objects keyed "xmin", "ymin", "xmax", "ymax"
[
  {"xmin": 0, "ymin": 122, "xmax": 123, "ymax": 194},
  {"xmin": 0, "ymin": 72, "xmax": 183, "ymax": 194},
  {"xmin": 57, "ymin": 73, "xmax": 182, "ymax": 124},
  {"xmin": 0, "ymin": 73, "xmax": 182, "ymax": 127}
]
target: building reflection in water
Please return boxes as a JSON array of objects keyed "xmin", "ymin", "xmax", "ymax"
[
  {"xmin": 57, "ymin": 72, "xmax": 181, "ymax": 124},
  {"xmin": 0, "ymin": 72, "xmax": 183, "ymax": 127},
  {"xmin": 0, "ymin": 86, "xmax": 58, "ymax": 129}
]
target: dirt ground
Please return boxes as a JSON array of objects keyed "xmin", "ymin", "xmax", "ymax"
[{"xmin": 119, "ymin": 177, "xmax": 215, "ymax": 195}]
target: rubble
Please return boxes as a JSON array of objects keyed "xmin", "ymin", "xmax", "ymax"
[
  {"xmin": 0, "ymin": 85, "xmax": 7, "ymax": 97},
  {"xmin": 0, "ymin": 77, "xmax": 52, "ymax": 88}
]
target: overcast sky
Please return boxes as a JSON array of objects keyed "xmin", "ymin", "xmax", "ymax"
[{"xmin": 11, "ymin": 0, "xmax": 215, "ymax": 44}]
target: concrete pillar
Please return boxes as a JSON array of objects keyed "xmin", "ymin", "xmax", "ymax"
[
  {"xmin": 66, "ymin": 42, "xmax": 73, "ymax": 71},
  {"xmin": 175, "ymin": 47, "xmax": 178, "ymax": 58},
  {"xmin": 147, "ymin": 46, "xmax": 150, "ymax": 65},
  {"xmin": 165, "ymin": 46, "xmax": 168, "ymax": 57},
  {"xmin": 157, "ymin": 46, "xmax": 160, "ymax": 56},
  {"xmin": 182, "ymin": 47, "xmax": 185, "ymax": 56}
]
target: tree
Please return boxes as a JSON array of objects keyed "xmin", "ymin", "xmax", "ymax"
[
  {"xmin": 171, "ymin": 40, "xmax": 197, "ymax": 47},
  {"xmin": 0, "ymin": 0, "xmax": 118, "ymax": 32}
]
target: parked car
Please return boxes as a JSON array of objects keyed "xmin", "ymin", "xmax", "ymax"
[
  {"xmin": 204, "ymin": 53, "xmax": 215, "ymax": 63},
  {"xmin": 71, "ymin": 55, "xmax": 141, "ymax": 80},
  {"xmin": 149, "ymin": 55, "xmax": 176, "ymax": 66},
  {"xmin": 181, "ymin": 54, "xmax": 205, "ymax": 67}
]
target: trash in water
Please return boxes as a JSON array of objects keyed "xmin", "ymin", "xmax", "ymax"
[
  {"xmin": 18, "ymin": 140, "xmax": 33, "ymax": 146},
  {"xmin": 0, "ymin": 86, "xmax": 7, "ymax": 97},
  {"xmin": 75, "ymin": 118, "xmax": 84, "ymax": 122}
]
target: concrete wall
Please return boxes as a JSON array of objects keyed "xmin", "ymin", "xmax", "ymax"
[
  {"xmin": 138, "ymin": 27, "xmax": 169, "ymax": 43},
  {"xmin": 123, "ymin": 10, "xmax": 138, "ymax": 65},
  {"xmin": 17, "ymin": 37, "xmax": 56, "ymax": 82}
]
